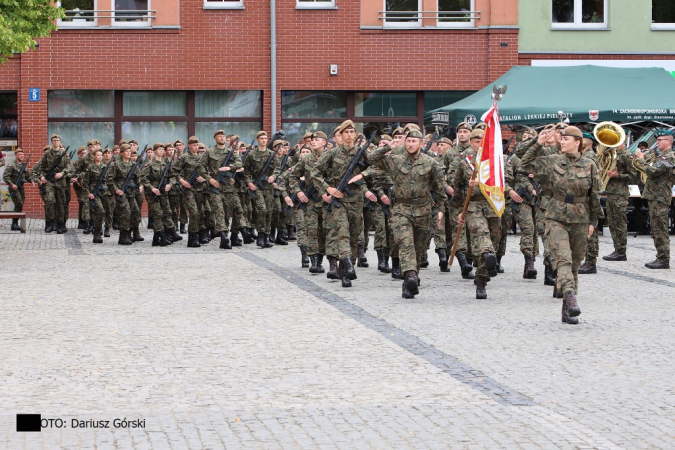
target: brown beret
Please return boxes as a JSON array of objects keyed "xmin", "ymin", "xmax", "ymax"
[
  {"xmin": 406, "ymin": 129, "xmax": 424, "ymax": 139},
  {"xmin": 77, "ymin": 145, "xmax": 86, "ymax": 152},
  {"xmin": 120, "ymin": 144, "xmax": 131, "ymax": 151},
  {"xmin": 470, "ymin": 129, "xmax": 484, "ymax": 140},
  {"xmin": 311, "ymin": 131, "xmax": 327, "ymax": 140},
  {"xmin": 380, "ymin": 134, "xmax": 392, "ymax": 141},
  {"xmin": 560, "ymin": 126, "xmax": 583, "ymax": 138},
  {"xmin": 187, "ymin": 136, "xmax": 199, "ymax": 144},
  {"xmin": 456, "ymin": 122, "xmax": 473, "ymax": 132},
  {"xmin": 112, "ymin": 144, "xmax": 120, "ymax": 150},
  {"xmin": 198, "ymin": 143, "xmax": 206, "ymax": 149},
  {"xmin": 303, "ymin": 132, "xmax": 313, "ymax": 139},
  {"xmin": 272, "ymin": 139, "xmax": 285, "ymax": 148},
  {"xmin": 87, "ymin": 139, "xmax": 99, "ymax": 146},
  {"xmin": 337, "ymin": 120, "xmax": 355, "ymax": 134},
  {"xmin": 255, "ymin": 130, "xmax": 267, "ymax": 139},
  {"xmin": 403, "ymin": 123, "xmax": 421, "ymax": 133},
  {"xmin": 475, "ymin": 122, "xmax": 487, "ymax": 130},
  {"xmin": 174, "ymin": 139, "xmax": 184, "ymax": 145},
  {"xmin": 153, "ymin": 142, "xmax": 164, "ymax": 151},
  {"xmin": 43, "ymin": 145, "xmax": 52, "ymax": 151},
  {"xmin": 50, "ymin": 134, "xmax": 61, "ymax": 141},
  {"xmin": 128, "ymin": 139, "xmax": 138, "ymax": 145},
  {"xmin": 14, "ymin": 147, "xmax": 24, "ymax": 153},
  {"xmin": 214, "ymin": 129, "xmax": 225, "ymax": 138},
  {"xmin": 392, "ymin": 127, "xmax": 405, "ymax": 136},
  {"xmin": 164, "ymin": 142, "xmax": 174, "ymax": 149},
  {"xmin": 438, "ymin": 137, "xmax": 452, "ymax": 145},
  {"xmin": 102, "ymin": 148, "xmax": 111, "ymax": 154},
  {"xmin": 229, "ymin": 135, "xmax": 240, "ymax": 143},
  {"xmin": 118, "ymin": 139, "xmax": 127, "ymax": 146},
  {"xmin": 555, "ymin": 122, "xmax": 569, "ymax": 130}
]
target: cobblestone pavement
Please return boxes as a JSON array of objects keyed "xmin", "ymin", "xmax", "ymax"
[{"xmin": 0, "ymin": 219, "xmax": 673, "ymax": 449}]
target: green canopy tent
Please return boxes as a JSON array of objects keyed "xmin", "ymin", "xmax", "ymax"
[{"xmin": 431, "ymin": 65, "xmax": 675, "ymax": 126}]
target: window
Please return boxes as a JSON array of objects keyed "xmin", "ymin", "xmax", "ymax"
[
  {"xmin": 47, "ymin": 90, "xmax": 114, "ymax": 152},
  {"xmin": 384, "ymin": 0, "xmax": 421, "ymax": 28},
  {"xmin": 282, "ymin": 122, "xmax": 342, "ymax": 147},
  {"xmin": 196, "ymin": 122, "xmax": 262, "ymax": 146},
  {"xmin": 296, "ymin": 0, "xmax": 336, "ymax": 9},
  {"xmin": 196, "ymin": 90, "xmax": 261, "ymax": 118},
  {"xmin": 355, "ymin": 92, "xmax": 416, "ymax": 118},
  {"xmin": 121, "ymin": 122, "xmax": 187, "ymax": 146},
  {"xmin": 58, "ymin": 0, "xmax": 97, "ymax": 27},
  {"xmin": 0, "ymin": 93, "xmax": 18, "ymax": 138},
  {"xmin": 552, "ymin": 0, "xmax": 607, "ymax": 29},
  {"xmin": 123, "ymin": 91, "xmax": 186, "ymax": 117},
  {"xmin": 282, "ymin": 91, "xmax": 346, "ymax": 120},
  {"xmin": 49, "ymin": 122, "xmax": 115, "ymax": 150},
  {"xmin": 113, "ymin": 0, "xmax": 151, "ymax": 27},
  {"xmin": 203, "ymin": 0, "xmax": 244, "ymax": 9},
  {"xmin": 652, "ymin": 0, "xmax": 675, "ymax": 29},
  {"xmin": 438, "ymin": 0, "xmax": 473, "ymax": 28}
]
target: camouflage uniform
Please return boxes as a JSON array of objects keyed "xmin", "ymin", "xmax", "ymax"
[
  {"xmin": 202, "ymin": 145, "xmax": 243, "ymax": 236},
  {"xmin": 171, "ymin": 151, "xmax": 208, "ymax": 234},
  {"xmin": 73, "ymin": 153, "xmax": 93, "ymax": 224},
  {"xmin": 2, "ymin": 157, "xmax": 32, "ymax": 214},
  {"xmin": 604, "ymin": 146, "xmax": 637, "ymax": 255},
  {"xmin": 140, "ymin": 159, "xmax": 175, "ymax": 233},
  {"xmin": 505, "ymin": 153, "xmax": 537, "ymax": 257},
  {"xmin": 35, "ymin": 146, "xmax": 72, "ymax": 231},
  {"xmin": 442, "ymin": 142, "xmax": 472, "ymax": 257},
  {"xmin": 109, "ymin": 157, "xmax": 142, "ymax": 233},
  {"xmin": 80, "ymin": 161, "xmax": 109, "ymax": 236},
  {"xmin": 243, "ymin": 147, "xmax": 279, "ymax": 237},
  {"xmin": 638, "ymin": 147, "xmax": 675, "ymax": 267},
  {"xmin": 581, "ymin": 149, "xmax": 600, "ymax": 266}
]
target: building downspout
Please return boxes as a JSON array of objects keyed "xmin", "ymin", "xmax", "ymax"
[{"xmin": 270, "ymin": 0, "xmax": 277, "ymax": 132}]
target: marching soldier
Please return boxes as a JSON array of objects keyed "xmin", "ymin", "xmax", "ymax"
[
  {"xmin": 172, "ymin": 136, "xmax": 208, "ymax": 248},
  {"xmin": 141, "ymin": 143, "xmax": 178, "ymax": 246},
  {"xmin": 579, "ymin": 134, "xmax": 602, "ymax": 274},
  {"xmin": 80, "ymin": 148, "xmax": 107, "ymax": 244},
  {"xmin": 35, "ymin": 134, "xmax": 72, "ymax": 234},
  {"xmin": 71, "ymin": 145, "xmax": 89, "ymax": 231},
  {"xmin": 2, "ymin": 148, "xmax": 33, "ymax": 230},
  {"xmin": 109, "ymin": 143, "xmax": 143, "ymax": 245}
]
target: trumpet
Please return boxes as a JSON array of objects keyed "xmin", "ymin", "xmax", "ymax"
[
  {"xmin": 593, "ymin": 122, "xmax": 626, "ymax": 191},
  {"xmin": 632, "ymin": 148, "xmax": 658, "ymax": 184}
]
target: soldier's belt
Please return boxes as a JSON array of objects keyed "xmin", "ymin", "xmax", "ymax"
[
  {"xmin": 553, "ymin": 194, "xmax": 589, "ymax": 204},
  {"xmin": 396, "ymin": 197, "xmax": 430, "ymax": 206}
]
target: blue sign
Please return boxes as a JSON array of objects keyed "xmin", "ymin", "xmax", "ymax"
[{"xmin": 28, "ymin": 88, "xmax": 41, "ymax": 102}]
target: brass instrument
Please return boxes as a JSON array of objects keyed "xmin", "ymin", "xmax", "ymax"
[
  {"xmin": 632, "ymin": 147, "xmax": 658, "ymax": 184},
  {"xmin": 593, "ymin": 122, "xmax": 626, "ymax": 191}
]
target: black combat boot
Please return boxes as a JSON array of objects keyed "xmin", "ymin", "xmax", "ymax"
[
  {"xmin": 256, "ymin": 231, "xmax": 265, "ymax": 247},
  {"xmin": 342, "ymin": 257, "xmax": 357, "ymax": 280},
  {"xmin": 564, "ymin": 291, "xmax": 581, "ymax": 319},
  {"xmin": 286, "ymin": 225, "xmax": 297, "ymax": 241},
  {"xmin": 147, "ymin": 217, "xmax": 154, "ymax": 229},
  {"xmin": 269, "ymin": 226, "xmax": 276, "ymax": 242},
  {"xmin": 104, "ymin": 225, "xmax": 110, "ymax": 238},
  {"xmin": 77, "ymin": 218, "xmax": 84, "ymax": 230},
  {"xmin": 263, "ymin": 232, "xmax": 274, "ymax": 248},
  {"xmin": 198, "ymin": 229, "xmax": 210, "ymax": 244},
  {"xmin": 376, "ymin": 249, "xmax": 385, "ymax": 272},
  {"xmin": 249, "ymin": 227, "xmax": 258, "ymax": 240},
  {"xmin": 118, "ymin": 229, "xmax": 133, "ymax": 245},
  {"xmin": 357, "ymin": 242, "xmax": 368, "ymax": 267},
  {"xmin": 187, "ymin": 232, "xmax": 201, "ymax": 248},
  {"xmin": 274, "ymin": 230, "xmax": 288, "ymax": 245},
  {"xmin": 437, "ymin": 248, "xmax": 450, "ymax": 272},
  {"xmin": 210, "ymin": 227, "xmax": 218, "ymax": 240},
  {"xmin": 456, "ymin": 252, "xmax": 472, "ymax": 277},
  {"xmin": 578, "ymin": 261, "xmax": 597, "ymax": 274},
  {"xmin": 300, "ymin": 245, "xmax": 310, "ymax": 268},
  {"xmin": 219, "ymin": 231, "xmax": 231, "ymax": 249},
  {"xmin": 179, "ymin": 223, "xmax": 186, "ymax": 234},
  {"xmin": 603, "ymin": 251, "xmax": 627, "ymax": 262},
  {"xmin": 158, "ymin": 231, "xmax": 171, "ymax": 247},
  {"xmin": 93, "ymin": 227, "xmax": 103, "ymax": 244},
  {"xmin": 132, "ymin": 227, "xmax": 144, "ymax": 242},
  {"xmin": 544, "ymin": 259, "xmax": 556, "ymax": 286},
  {"xmin": 315, "ymin": 255, "xmax": 325, "ymax": 273},
  {"xmin": 391, "ymin": 257, "xmax": 403, "ymax": 280},
  {"xmin": 169, "ymin": 228, "xmax": 182, "ymax": 242},
  {"xmin": 524, "ymin": 253, "xmax": 537, "ymax": 279},
  {"xmin": 152, "ymin": 231, "xmax": 160, "ymax": 247},
  {"xmin": 45, "ymin": 220, "xmax": 54, "ymax": 233},
  {"xmin": 56, "ymin": 222, "xmax": 67, "ymax": 234},
  {"xmin": 230, "ymin": 231, "xmax": 242, "ymax": 247},
  {"xmin": 475, "ymin": 277, "xmax": 488, "ymax": 299},
  {"xmin": 112, "ymin": 218, "xmax": 119, "ymax": 230},
  {"xmin": 561, "ymin": 295, "xmax": 579, "ymax": 324},
  {"xmin": 339, "ymin": 260, "xmax": 352, "ymax": 288},
  {"xmin": 11, "ymin": 218, "xmax": 20, "ymax": 231},
  {"xmin": 404, "ymin": 270, "xmax": 420, "ymax": 296},
  {"xmin": 82, "ymin": 221, "xmax": 91, "ymax": 235},
  {"xmin": 327, "ymin": 256, "xmax": 339, "ymax": 279},
  {"xmin": 483, "ymin": 252, "xmax": 498, "ymax": 277},
  {"xmin": 241, "ymin": 228, "xmax": 254, "ymax": 244},
  {"xmin": 420, "ymin": 253, "xmax": 429, "ymax": 268},
  {"xmin": 309, "ymin": 255, "xmax": 319, "ymax": 273},
  {"xmin": 496, "ymin": 256, "xmax": 504, "ymax": 274}
]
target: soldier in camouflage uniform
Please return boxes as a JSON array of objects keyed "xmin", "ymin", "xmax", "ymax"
[
  {"xmin": 165, "ymin": 143, "xmax": 182, "ymax": 234},
  {"xmin": 131, "ymin": 149, "xmax": 146, "ymax": 233},
  {"xmin": 453, "ymin": 129, "xmax": 502, "ymax": 299},
  {"xmin": 174, "ymin": 139, "xmax": 189, "ymax": 234},
  {"xmin": 101, "ymin": 148, "xmax": 117, "ymax": 237},
  {"xmin": 311, "ymin": 120, "xmax": 376, "ymax": 288},
  {"xmin": 35, "ymin": 134, "xmax": 72, "ymax": 234},
  {"xmin": 79, "ymin": 149, "xmax": 108, "ymax": 244},
  {"xmin": 364, "ymin": 129, "xmax": 447, "ymax": 298},
  {"xmin": 520, "ymin": 126, "xmax": 603, "ymax": 324},
  {"xmin": 578, "ymin": 134, "xmax": 601, "ymax": 274},
  {"xmin": 72, "ymin": 144, "xmax": 92, "ymax": 232},
  {"xmin": 271, "ymin": 141, "xmax": 291, "ymax": 245},
  {"xmin": 109, "ymin": 144, "xmax": 143, "ymax": 245},
  {"xmin": 432, "ymin": 137, "xmax": 454, "ymax": 273},
  {"xmin": 140, "ymin": 143, "xmax": 179, "ymax": 246},
  {"xmin": 236, "ymin": 144, "xmax": 255, "ymax": 242},
  {"xmin": 172, "ymin": 136, "xmax": 208, "ymax": 248},
  {"xmin": 636, "ymin": 130, "xmax": 674, "ymax": 269},
  {"xmin": 197, "ymin": 143, "xmax": 214, "ymax": 242},
  {"xmin": 2, "ymin": 148, "xmax": 33, "ymax": 230},
  {"xmin": 505, "ymin": 129, "xmax": 538, "ymax": 279}
]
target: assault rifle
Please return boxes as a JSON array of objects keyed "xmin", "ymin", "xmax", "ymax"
[
  {"xmin": 15, "ymin": 156, "xmax": 31, "ymax": 189},
  {"xmin": 154, "ymin": 152, "xmax": 175, "ymax": 199},
  {"xmin": 89, "ymin": 159, "xmax": 114, "ymax": 206},
  {"xmin": 284, "ymin": 181, "xmax": 320, "ymax": 216},
  {"xmin": 273, "ymin": 152, "xmax": 290, "ymax": 198},
  {"xmin": 44, "ymin": 148, "xmax": 68, "ymax": 183},
  {"xmin": 325, "ymin": 131, "xmax": 377, "ymax": 212},
  {"xmin": 211, "ymin": 138, "xmax": 239, "ymax": 194},
  {"xmin": 421, "ymin": 132, "xmax": 438, "ymax": 154},
  {"xmin": 117, "ymin": 157, "xmax": 143, "ymax": 202},
  {"xmin": 248, "ymin": 143, "xmax": 281, "ymax": 199},
  {"xmin": 510, "ymin": 186, "xmax": 533, "ymax": 213}
]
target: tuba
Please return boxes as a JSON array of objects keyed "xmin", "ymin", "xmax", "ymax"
[{"xmin": 594, "ymin": 122, "xmax": 626, "ymax": 191}]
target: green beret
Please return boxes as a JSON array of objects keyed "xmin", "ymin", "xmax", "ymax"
[{"xmin": 655, "ymin": 129, "xmax": 674, "ymax": 137}]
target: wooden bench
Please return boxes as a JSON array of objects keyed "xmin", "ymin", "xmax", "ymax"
[{"xmin": 0, "ymin": 212, "xmax": 27, "ymax": 233}]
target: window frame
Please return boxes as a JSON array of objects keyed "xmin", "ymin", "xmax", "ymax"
[
  {"xmin": 551, "ymin": 0, "xmax": 608, "ymax": 30},
  {"xmin": 436, "ymin": 0, "xmax": 475, "ymax": 29},
  {"xmin": 296, "ymin": 0, "xmax": 337, "ymax": 10},
  {"xmin": 383, "ymin": 0, "xmax": 422, "ymax": 29},
  {"xmin": 203, "ymin": 0, "xmax": 245, "ymax": 10},
  {"xmin": 56, "ymin": 0, "xmax": 98, "ymax": 28},
  {"xmin": 651, "ymin": 0, "xmax": 675, "ymax": 30},
  {"xmin": 112, "ymin": 0, "xmax": 152, "ymax": 28}
]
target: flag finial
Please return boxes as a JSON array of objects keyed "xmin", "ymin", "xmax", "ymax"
[{"xmin": 491, "ymin": 85, "xmax": 507, "ymax": 102}]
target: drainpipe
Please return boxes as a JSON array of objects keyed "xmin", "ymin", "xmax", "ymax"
[{"xmin": 270, "ymin": 0, "xmax": 277, "ymax": 132}]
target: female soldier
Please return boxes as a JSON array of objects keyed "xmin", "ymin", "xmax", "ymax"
[{"xmin": 520, "ymin": 126, "xmax": 603, "ymax": 324}]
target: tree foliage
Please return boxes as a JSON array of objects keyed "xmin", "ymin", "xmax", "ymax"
[{"xmin": 0, "ymin": 0, "xmax": 65, "ymax": 64}]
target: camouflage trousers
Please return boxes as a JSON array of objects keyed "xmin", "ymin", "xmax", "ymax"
[
  {"xmin": 546, "ymin": 220, "xmax": 587, "ymax": 295},
  {"xmin": 64, "ymin": 184, "xmax": 71, "ymax": 221},
  {"xmin": 271, "ymin": 191, "xmax": 285, "ymax": 230},
  {"xmin": 116, "ymin": 195, "xmax": 140, "ymax": 231},
  {"xmin": 391, "ymin": 204, "xmax": 432, "ymax": 274},
  {"xmin": 88, "ymin": 197, "xmax": 105, "ymax": 231},
  {"xmin": 251, "ymin": 189, "xmax": 274, "ymax": 234},
  {"xmin": 211, "ymin": 190, "xmax": 244, "ymax": 234},
  {"xmin": 146, "ymin": 194, "xmax": 174, "ymax": 232},
  {"xmin": 305, "ymin": 200, "xmax": 327, "ymax": 256},
  {"xmin": 9, "ymin": 187, "xmax": 25, "ymax": 212},
  {"xmin": 74, "ymin": 184, "xmax": 90, "ymax": 221},
  {"xmin": 513, "ymin": 203, "xmax": 536, "ymax": 256},
  {"xmin": 584, "ymin": 227, "xmax": 599, "ymax": 264},
  {"xmin": 202, "ymin": 193, "xmax": 214, "ymax": 230},
  {"xmin": 497, "ymin": 208, "xmax": 511, "ymax": 258},
  {"xmin": 373, "ymin": 207, "xmax": 392, "ymax": 252},
  {"xmin": 41, "ymin": 183, "xmax": 67, "ymax": 224},
  {"xmin": 168, "ymin": 194, "xmax": 180, "ymax": 228},
  {"xmin": 448, "ymin": 204, "xmax": 468, "ymax": 255},
  {"xmin": 295, "ymin": 208, "xmax": 307, "ymax": 247},
  {"xmin": 606, "ymin": 194, "xmax": 628, "ymax": 254},
  {"xmin": 359, "ymin": 207, "xmax": 374, "ymax": 249},
  {"xmin": 102, "ymin": 195, "xmax": 115, "ymax": 228},
  {"xmin": 649, "ymin": 199, "xmax": 671, "ymax": 265},
  {"xmin": 535, "ymin": 205, "xmax": 550, "ymax": 260},
  {"xmin": 184, "ymin": 189, "xmax": 206, "ymax": 233},
  {"xmin": 179, "ymin": 192, "xmax": 188, "ymax": 224},
  {"xmin": 326, "ymin": 200, "xmax": 363, "ymax": 260},
  {"xmin": 466, "ymin": 201, "xmax": 502, "ymax": 279},
  {"xmin": 135, "ymin": 193, "xmax": 144, "ymax": 227},
  {"xmin": 239, "ymin": 191, "xmax": 253, "ymax": 225}
]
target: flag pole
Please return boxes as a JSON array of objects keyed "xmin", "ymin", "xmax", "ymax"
[{"xmin": 448, "ymin": 85, "xmax": 507, "ymax": 268}]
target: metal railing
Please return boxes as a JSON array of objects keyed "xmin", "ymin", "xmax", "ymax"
[
  {"xmin": 378, "ymin": 10, "xmax": 480, "ymax": 21},
  {"xmin": 61, "ymin": 10, "xmax": 156, "ymax": 22}
]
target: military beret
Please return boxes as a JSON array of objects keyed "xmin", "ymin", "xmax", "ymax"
[
  {"xmin": 118, "ymin": 139, "xmax": 127, "ymax": 145},
  {"xmin": 153, "ymin": 142, "xmax": 164, "ymax": 151},
  {"xmin": 255, "ymin": 131, "xmax": 267, "ymax": 139},
  {"xmin": 238, "ymin": 141, "xmax": 247, "ymax": 147},
  {"xmin": 214, "ymin": 129, "xmax": 225, "ymax": 138},
  {"xmin": 120, "ymin": 144, "xmax": 131, "ymax": 151},
  {"xmin": 380, "ymin": 134, "xmax": 392, "ymax": 141},
  {"xmin": 475, "ymin": 122, "xmax": 487, "ymax": 130},
  {"xmin": 165, "ymin": 142, "xmax": 174, "ymax": 149},
  {"xmin": 50, "ymin": 134, "xmax": 61, "ymax": 141},
  {"xmin": 392, "ymin": 127, "xmax": 406, "ymax": 136},
  {"xmin": 272, "ymin": 139, "xmax": 285, "ymax": 148},
  {"xmin": 43, "ymin": 145, "xmax": 51, "ymax": 151},
  {"xmin": 333, "ymin": 126, "xmax": 341, "ymax": 136},
  {"xmin": 523, "ymin": 127, "xmax": 537, "ymax": 137},
  {"xmin": 303, "ymin": 132, "xmax": 313, "ymax": 139},
  {"xmin": 229, "ymin": 135, "xmax": 240, "ymax": 143},
  {"xmin": 174, "ymin": 139, "xmax": 184, "ymax": 145},
  {"xmin": 87, "ymin": 139, "xmax": 99, "ymax": 146},
  {"xmin": 560, "ymin": 126, "xmax": 583, "ymax": 138},
  {"xmin": 187, "ymin": 136, "xmax": 199, "ymax": 144},
  {"xmin": 554, "ymin": 122, "xmax": 568, "ymax": 130},
  {"xmin": 198, "ymin": 143, "xmax": 206, "ymax": 149},
  {"xmin": 438, "ymin": 137, "xmax": 452, "ymax": 145},
  {"xmin": 77, "ymin": 145, "xmax": 86, "ymax": 152},
  {"xmin": 406, "ymin": 129, "xmax": 424, "ymax": 139},
  {"xmin": 130, "ymin": 148, "xmax": 138, "ymax": 155},
  {"xmin": 337, "ymin": 120, "xmax": 356, "ymax": 134},
  {"xmin": 403, "ymin": 123, "xmax": 421, "ymax": 133},
  {"xmin": 128, "ymin": 139, "xmax": 138, "ymax": 145},
  {"xmin": 311, "ymin": 131, "xmax": 327, "ymax": 140},
  {"xmin": 14, "ymin": 147, "xmax": 24, "ymax": 153},
  {"xmin": 582, "ymin": 132, "xmax": 595, "ymax": 141},
  {"xmin": 470, "ymin": 129, "xmax": 484, "ymax": 140},
  {"xmin": 456, "ymin": 122, "xmax": 473, "ymax": 132},
  {"xmin": 112, "ymin": 145, "xmax": 120, "ymax": 150},
  {"xmin": 655, "ymin": 129, "xmax": 675, "ymax": 137},
  {"xmin": 102, "ymin": 148, "xmax": 111, "ymax": 154}
]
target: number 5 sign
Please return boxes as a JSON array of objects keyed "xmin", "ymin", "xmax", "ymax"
[{"xmin": 28, "ymin": 88, "xmax": 41, "ymax": 102}]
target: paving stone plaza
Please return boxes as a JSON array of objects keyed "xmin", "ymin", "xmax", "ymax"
[{"xmin": 0, "ymin": 219, "xmax": 673, "ymax": 449}]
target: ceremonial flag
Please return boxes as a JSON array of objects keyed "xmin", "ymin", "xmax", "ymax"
[{"xmin": 476, "ymin": 104, "xmax": 506, "ymax": 216}]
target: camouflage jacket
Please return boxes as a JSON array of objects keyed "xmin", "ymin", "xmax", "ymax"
[
  {"xmin": 2, "ymin": 159, "xmax": 33, "ymax": 187},
  {"xmin": 604, "ymin": 146, "xmax": 637, "ymax": 196},
  {"xmin": 520, "ymin": 147, "xmax": 603, "ymax": 226},
  {"xmin": 73, "ymin": 154, "xmax": 93, "ymax": 181},
  {"xmin": 516, "ymin": 140, "xmax": 559, "ymax": 209},
  {"xmin": 504, "ymin": 154, "xmax": 536, "ymax": 206},
  {"xmin": 243, "ymin": 148, "xmax": 279, "ymax": 190},
  {"xmin": 638, "ymin": 148, "xmax": 675, "ymax": 204},
  {"xmin": 311, "ymin": 144, "xmax": 368, "ymax": 203},
  {"xmin": 172, "ymin": 152, "xmax": 207, "ymax": 193},
  {"xmin": 450, "ymin": 148, "xmax": 500, "ymax": 218},
  {"xmin": 140, "ymin": 159, "xmax": 170, "ymax": 192},
  {"xmin": 202, "ymin": 146, "xmax": 242, "ymax": 193},
  {"xmin": 109, "ymin": 158, "xmax": 140, "ymax": 197},
  {"xmin": 81, "ymin": 161, "xmax": 112, "ymax": 197},
  {"xmin": 368, "ymin": 145, "xmax": 447, "ymax": 215},
  {"xmin": 288, "ymin": 151, "xmax": 325, "ymax": 202},
  {"xmin": 35, "ymin": 147, "xmax": 73, "ymax": 187}
]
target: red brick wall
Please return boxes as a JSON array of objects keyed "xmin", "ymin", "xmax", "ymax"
[{"xmin": 3, "ymin": 0, "xmax": 521, "ymax": 217}]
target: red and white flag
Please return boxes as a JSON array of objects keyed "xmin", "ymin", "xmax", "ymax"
[{"xmin": 476, "ymin": 105, "xmax": 505, "ymax": 216}]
